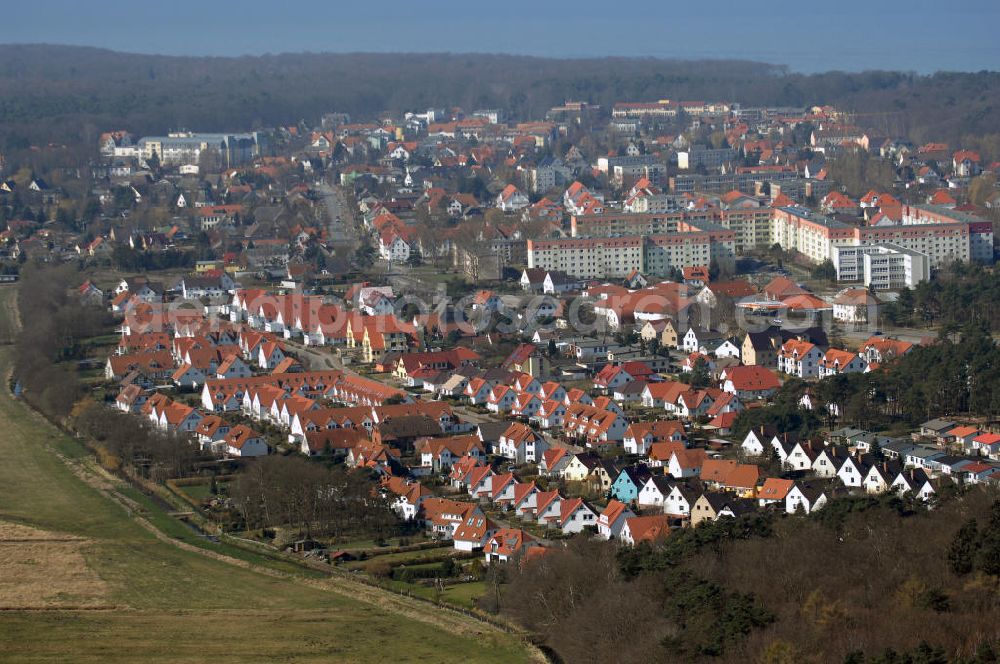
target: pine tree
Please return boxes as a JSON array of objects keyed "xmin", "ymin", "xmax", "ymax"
[{"xmin": 948, "ymin": 518, "xmax": 980, "ymax": 576}]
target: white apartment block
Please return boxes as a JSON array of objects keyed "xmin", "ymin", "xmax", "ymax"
[
  {"xmin": 527, "ymin": 237, "xmax": 644, "ymax": 279},
  {"xmin": 833, "ymin": 243, "xmax": 930, "ymax": 290}
]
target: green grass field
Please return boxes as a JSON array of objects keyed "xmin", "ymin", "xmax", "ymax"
[{"xmin": 0, "ymin": 284, "xmax": 536, "ymax": 663}]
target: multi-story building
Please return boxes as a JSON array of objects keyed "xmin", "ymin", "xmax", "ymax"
[
  {"xmin": 137, "ymin": 132, "xmax": 265, "ymax": 167},
  {"xmin": 526, "ymin": 236, "xmax": 644, "ymax": 279},
  {"xmin": 771, "ymin": 207, "xmax": 857, "ymax": 263},
  {"xmin": 596, "ymin": 155, "xmax": 667, "ymax": 186},
  {"xmin": 537, "ymin": 203, "xmax": 993, "ymax": 282},
  {"xmin": 527, "ymin": 226, "xmax": 734, "ymax": 280},
  {"xmin": 833, "ymin": 243, "xmax": 930, "ymax": 290},
  {"xmin": 670, "ymin": 167, "xmax": 800, "ymax": 194},
  {"xmin": 677, "ymin": 147, "xmax": 737, "ymax": 170}
]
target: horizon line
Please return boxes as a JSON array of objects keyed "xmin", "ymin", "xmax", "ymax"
[{"xmin": 0, "ymin": 42, "xmax": 996, "ymax": 77}]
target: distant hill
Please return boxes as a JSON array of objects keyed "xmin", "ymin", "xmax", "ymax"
[{"xmin": 1, "ymin": 45, "xmax": 999, "ymax": 158}]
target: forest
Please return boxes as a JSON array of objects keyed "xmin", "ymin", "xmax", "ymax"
[
  {"xmin": 497, "ymin": 489, "xmax": 1000, "ymax": 663},
  {"xmin": 2, "ymin": 45, "xmax": 1000, "ymax": 160}
]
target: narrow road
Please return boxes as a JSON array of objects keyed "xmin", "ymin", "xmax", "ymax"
[{"xmin": 316, "ymin": 182, "xmax": 359, "ymax": 253}]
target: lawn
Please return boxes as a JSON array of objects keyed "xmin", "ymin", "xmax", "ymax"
[
  {"xmin": 343, "ymin": 544, "xmax": 457, "ymax": 571},
  {"xmin": 442, "ymin": 581, "xmax": 488, "ymax": 608},
  {"xmin": 174, "ymin": 479, "xmax": 230, "ymax": 503},
  {"xmin": 383, "ymin": 580, "xmax": 487, "ymax": 609},
  {"xmin": 0, "ymin": 343, "xmax": 536, "ymax": 663}
]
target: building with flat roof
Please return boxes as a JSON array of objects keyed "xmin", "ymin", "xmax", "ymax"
[
  {"xmin": 541, "ymin": 204, "xmax": 992, "ymax": 281},
  {"xmin": 833, "ymin": 243, "xmax": 930, "ymax": 290},
  {"xmin": 137, "ymin": 131, "xmax": 265, "ymax": 167}
]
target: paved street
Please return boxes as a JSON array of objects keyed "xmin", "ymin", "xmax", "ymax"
[{"xmin": 316, "ymin": 182, "xmax": 359, "ymax": 253}]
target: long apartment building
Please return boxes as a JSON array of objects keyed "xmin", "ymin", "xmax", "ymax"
[
  {"xmin": 135, "ymin": 131, "xmax": 266, "ymax": 167},
  {"xmin": 530, "ymin": 213, "xmax": 736, "ymax": 279},
  {"xmin": 611, "ymin": 100, "xmax": 730, "ymax": 120},
  {"xmin": 571, "ymin": 208, "xmax": 773, "ymax": 254},
  {"xmin": 535, "ymin": 205, "xmax": 993, "ymax": 280}
]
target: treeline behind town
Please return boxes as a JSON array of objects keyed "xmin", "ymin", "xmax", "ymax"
[{"xmin": 2, "ymin": 46, "xmax": 1000, "ymax": 161}]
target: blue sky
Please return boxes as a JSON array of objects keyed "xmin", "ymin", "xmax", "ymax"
[{"xmin": 3, "ymin": 0, "xmax": 999, "ymax": 73}]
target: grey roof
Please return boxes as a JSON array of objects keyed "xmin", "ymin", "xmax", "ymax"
[
  {"xmin": 921, "ymin": 418, "xmax": 956, "ymax": 433},
  {"xmin": 828, "ymin": 427, "xmax": 866, "ymax": 438},
  {"xmin": 906, "ymin": 446, "xmax": 945, "ymax": 460},
  {"xmin": 476, "ymin": 421, "xmax": 510, "ymax": 443},
  {"xmin": 882, "ymin": 439, "xmax": 917, "ymax": 455}
]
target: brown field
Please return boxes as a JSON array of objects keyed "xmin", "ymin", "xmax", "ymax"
[{"xmin": 0, "ymin": 521, "xmax": 112, "ymax": 610}]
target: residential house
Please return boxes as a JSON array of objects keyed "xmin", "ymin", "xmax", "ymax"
[
  {"xmin": 484, "ymin": 529, "xmax": 539, "ymax": 564},
  {"xmin": 623, "ymin": 419, "xmax": 686, "ymax": 455},
  {"xmin": 497, "ymin": 422, "xmax": 548, "ymax": 464},
  {"xmin": 611, "ymin": 465, "xmax": 654, "ymax": 504},
  {"xmin": 720, "ymin": 365, "xmax": 781, "ymax": 401},
  {"xmin": 597, "ymin": 500, "xmax": 636, "ymax": 540},
  {"xmin": 778, "ymin": 339, "xmax": 822, "ymax": 378},
  {"xmin": 620, "ymin": 515, "xmax": 672, "ymax": 546},
  {"xmin": 690, "ymin": 493, "xmax": 755, "ymax": 527}
]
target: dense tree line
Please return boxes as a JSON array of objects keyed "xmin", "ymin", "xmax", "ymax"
[
  {"xmin": 229, "ymin": 455, "xmax": 399, "ymax": 540},
  {"xmin": 885, "ymin": 263, "xmax": 1000, "ymax": 332},
  {"xmin": 13, "ymin": 261, "xmax": 110, "ymax": 420},
  {"xmin": 1, "ymin": 46, "xmax": 1000, "ymax": 160},
  {"xmin": 110, "ymin": 246, "xmax": 194, "ymax": 272},
  {"xmin": 74, "ymin": 399, "xmax": 198, "ymax": 481},
  {"xmin": 732, "ymin": 321, "xmax": 1000, "ymax": 439}
]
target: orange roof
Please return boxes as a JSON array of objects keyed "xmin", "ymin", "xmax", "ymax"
[
  {"xmin": 600, "ymin": 499, "xmax": 631, "ymax": 525},
  {"xmin": 700, "ymin": 459, "xmax": 738, "ymax": 484},
  {"xmin": 782, "ymin": 293, "xmax": 831, "ymax": 311},
  {"xmin": 723, "ymin": 464, "xmax": 760, "ymax": 490},
  {"xmin": 724, "ymin": 365, "xmax": 780, "ymax": 391},
  {"xmin": 625, "ymin": 515, "xmax": 671, "ymax": 543},
  {"xmin": 758, "ymin": 478, "xmax": 794, "ymax": 501},
  {"xmin": 822, "ymin": 348, "xmax": 861, "ymax": 369},
  {"xmin": 780, "ymin": 339, "xmax": 818, "ymax": 359},
  {"xmin": 671, "ymin": 448, "xmax": 707, "ymax": 469}
]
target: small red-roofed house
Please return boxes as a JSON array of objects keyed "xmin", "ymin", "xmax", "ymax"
[
  {"xmin": 972, "ymin": 433, "xmax": 1000, "ymax": 459},
  {"xmin": 624, "ymin": 420, "xmax": 686, "ymax": 455},
  {"xmin": 453, "ymin": 514, "xmax": 496, "ymax": 551},
  {"xmin": 928, "ymin": 189, "xmax": 957, "ymax": 207},
  {"xmin": 667, "ymin": 448, "xmax": 707, "ymax": 479},
  {"xmin": 484, "ymin": 528, "xmax": 538, "ymax": 564},
  {"xmin": 778, "ymin": 339, "xmax": 822, "ymax": 378},
  {"xmin": 757, "ymin": 478, "xmax": 795, "ymax": 508},
  {"xmin": 556, "ymin": 497, "xmax": 597, "ymax": 534},
  {"xmin": 819, "ymin": 349, "xmax": 867, "ymax": 377},
  {"xmin": 620, "ymin": 514, "xmax": 672, "ymax": 546},
  {"xmin": 720, "ymin": 365, "xmax": 781, "ymax": 400},
  {"xmin": 597, "ymin": 499, "xmax": 636, "ymax": 540},
  {"xmin": 943, "ymin": 425, "xmax": 980, "ymax": 449},
  {"xmin": 223, "ymin": 424, "xmax": 267, "ymax": 457},
  {"xmin": 539, "ymin": 448, "xmax": 571, "ymax": 476},
  {"xmin": 860, "ymin": 336, "xmax": 913, "ymax": 365}
]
